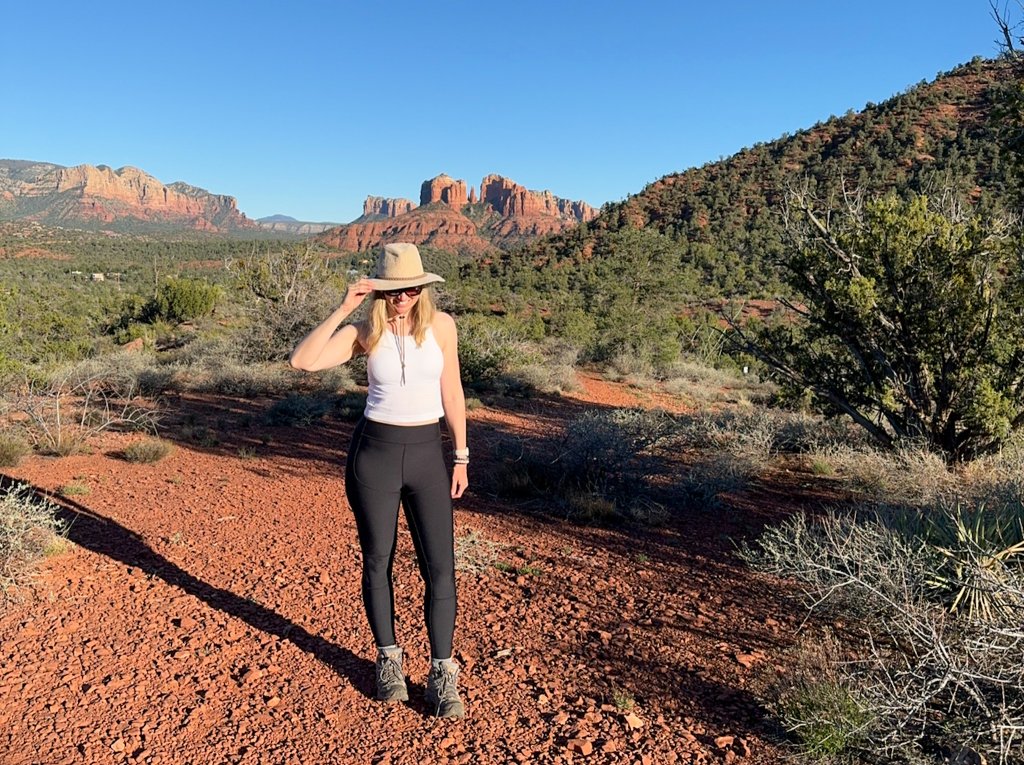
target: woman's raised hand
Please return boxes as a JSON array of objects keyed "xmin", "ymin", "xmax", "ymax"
[{"xmin": 341, "ymin": 278, "xmax": 375, "ymax": 311}]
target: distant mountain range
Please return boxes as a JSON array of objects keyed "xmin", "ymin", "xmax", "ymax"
[
  {"xmin": 0, "ymin": 160, "xmax": 595, "ymax": 248},
  {"xmin": 254, "ymin": 214, "xmax": 338, "ymax": 235}
]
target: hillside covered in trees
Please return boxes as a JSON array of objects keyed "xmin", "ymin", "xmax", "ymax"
[{"xmin": 468, "ymin": 57, "xmax": 1013, "ymax": 304}]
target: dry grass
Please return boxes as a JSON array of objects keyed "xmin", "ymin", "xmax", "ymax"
[
  {"xmin": 122, "ymin": 437, "xmax": 174, "ymax": 464},
  {"xmin": 1, "ymin": 483, "xmax": 68, "ymax": 594}
]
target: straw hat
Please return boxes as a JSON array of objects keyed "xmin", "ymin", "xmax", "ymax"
[{"xmin": 367, "ymin": 243, "xmax": 444, "ymax": 290}]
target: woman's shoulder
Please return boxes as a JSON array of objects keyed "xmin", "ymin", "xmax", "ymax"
[
  {"xmin": 430, "ymin": 312, "xmax": 457, "ymax": 342},
  {"xmin": 432, "ymin": 311, "xmax": 455, "ymax": 329}
]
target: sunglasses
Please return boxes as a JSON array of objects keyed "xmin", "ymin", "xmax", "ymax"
[{"xmin": 382, "ymin": 286, "xmax": 423, "ymax": 298}]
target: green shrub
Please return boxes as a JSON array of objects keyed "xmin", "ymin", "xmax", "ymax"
[
  {"xmin": 122, "ymin": 438, "xmax": 174, "ymax": 464},
  {"xmin": 0, "ymin": 483, "xmax": 68, "ymax": 592},
  {"xmin": 767, "ymin": 635, "xmax": 872, "ymax": 759},
  {"xmin": 148, "ymin": 277, "xmax": 222, "ymax": 324},
  {"xmin": 489, "ymin": 408, "xmax": 675, "ymax": 525},
  {"xmin": 457, "ymin": 314, "xmax": 538, "ymax": 388}
]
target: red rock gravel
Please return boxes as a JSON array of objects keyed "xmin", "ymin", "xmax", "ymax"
[{"xmin": 0, "ymin": 380, "xmax": 811, "ymax": 765}]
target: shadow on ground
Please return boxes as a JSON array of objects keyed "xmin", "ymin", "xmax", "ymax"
[{"xmin": 0, "ymin": 472, "xmax": 375, "ymax": 698}]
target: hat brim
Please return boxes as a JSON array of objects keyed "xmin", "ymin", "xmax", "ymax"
[{"xmin": 368, "ymin": 273, "xmax": 445, "ymax": 291}]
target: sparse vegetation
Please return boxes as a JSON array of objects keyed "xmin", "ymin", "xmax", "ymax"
[
  {"xmin": 744, "ymin": 474, "xmax": 1024, "ymax": 764},
  {"xmin": 454, "ymin": 530, "xmax": 506, "ymax": 574},
  {"xmin": 0, "ymin": 430, "xmax": 31, "ymax": 467},
  {"xmin": 58, "ymin": 483, "xmax": 90, "ymax": 497}
]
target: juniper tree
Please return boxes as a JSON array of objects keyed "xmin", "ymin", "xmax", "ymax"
[{"xmin": 733, "ymin": 192, "xmax": 1024, "ymax": 461}]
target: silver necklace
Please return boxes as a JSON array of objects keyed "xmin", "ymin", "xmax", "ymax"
[{"xmin": 391, "ymin": 316, "xmax": 406, "ymax": 386}]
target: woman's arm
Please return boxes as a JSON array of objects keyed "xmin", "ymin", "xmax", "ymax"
[
  {"xmin": 289, "ymin": 278, "xmax": 373, "ymax": 371},
  {"xmin": 435, "ymin": 312, "xmax": 468, "ymax": 499}
]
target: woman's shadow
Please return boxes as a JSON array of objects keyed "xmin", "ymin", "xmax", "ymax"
[{"xmin": 2, "ymin": 473, "xmax": 375, "ymax": 698}]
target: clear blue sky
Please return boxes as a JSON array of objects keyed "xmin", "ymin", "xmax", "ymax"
[{"xmin": 1, "ymin": 1, "xmax": 1004, "ymax": 223}]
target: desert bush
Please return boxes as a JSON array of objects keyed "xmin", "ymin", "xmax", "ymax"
[
  {"xmin": 677, "ymin": 454, "xmax": 756, "ymax": 508},
  {"xmin": 266, "ymin": 393, "xmax": 332, "ymax": 427},
  {"xmin": 230, "ymin": 243, "xmax": 344, "ymax": 363},
  {"xmin": 44, "ymin": 351, "xmax": 159, "ymax": 399},
  {"xmin": 190, "ymin": 362, "xmax": 298, "ymax": 398},
  {"xmin": 559, "ymin": 408, "xmax": 676, "ymax": 494},
  {"xmin": 488, "ymin": 408, "xmax": 676, "ymax": 524},
  {"xmin": 673, "ymin": 409, "xmax": 858, "ymax": 458},
  {"xmin": 331, "ymin": 391, "xmax": 366, "ymax": 421},
  {"xmin": 0, "ymin": 430, "xmax": 31, "ymax": 467},
  {"xmin": 14, "ymin": 370, "xmax": 158, "ymax": 456},
  {"xmin": 745, "ymin": 503, "xmax": 1024, "ymax": 764},
  {"xmin": 315, "ymin": 365, "xmax": 356, "ymax": 393},
  {"xmin": 1, "ymin": 482, "xmax": 68, "ymax": 592},
  {"xmin": 457, "ymin": 314, "xmax": 540, "ymax": 389},
  {"xmin": 661, "ymin": 359, "xmax": 776, "ymax": 406},
  {"xmin": 122, "ymin": 438, "xmax": 174, "ymax": 464}
]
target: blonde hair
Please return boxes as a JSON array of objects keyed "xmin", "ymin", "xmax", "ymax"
[{"xmin": 364, "ymin": 287, "xmax": 437, "ymax": 353}]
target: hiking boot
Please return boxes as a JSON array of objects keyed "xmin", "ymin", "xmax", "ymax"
[
  {"xmin": 375, "ymin": 647, "xmax": 409, "ymax": 702},
  {"xmin": 425, "ymin": 659, "xmax": 465, "ymax": 718}
]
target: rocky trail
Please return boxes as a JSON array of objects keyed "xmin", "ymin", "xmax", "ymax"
[{"xmin": 0, "ymin": 375, "xmax": 819, "ymax": 764}]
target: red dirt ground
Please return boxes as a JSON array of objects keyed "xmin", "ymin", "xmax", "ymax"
[{"xmin": 0, "ymin": 375, "xmax": 823, "ymax": 765}]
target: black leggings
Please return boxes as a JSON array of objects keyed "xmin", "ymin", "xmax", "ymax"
[{"xmin": 345, "ymin": 418, "xmax": 456, "ymax": 659}]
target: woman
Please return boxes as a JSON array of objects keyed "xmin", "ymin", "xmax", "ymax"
[{"xmin": 289, "ymin": 242, "xmax": 469, "ymax": 718}]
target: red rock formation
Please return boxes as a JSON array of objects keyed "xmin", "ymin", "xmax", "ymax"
[
  {"xmin": 318, "ymin": 205, "xmax": 493, "ymax": 254},
  {"xmin": 363, "ymin": 196, "xmax": 417, "ymax": 218},
  {"xmin": 0, "ymin": 161, "xmax": 253, "ymax": 232},
  {"xmin": 317, "ymin": 171, "xmax": 597, "ymax": 252},
  {"xmin": 479, "ymin": 174, "xmax": 596, "ymax": 222},
  {"xmin": 420, "ymin": 174, "xmax": 467, "ymax": 208}
]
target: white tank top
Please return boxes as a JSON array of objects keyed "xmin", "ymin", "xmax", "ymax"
[{"xmin": 364, "ymin": 326, "xmax": 446, "ymax": 424}]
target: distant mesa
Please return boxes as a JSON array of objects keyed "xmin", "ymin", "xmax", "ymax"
[
  {"xmin": 318, "ymin": 173, "xmax": 596, "ymax": 253},
  {"xmin": 0, "ymin": 160, "xmax": 255, "ymax": 234}
]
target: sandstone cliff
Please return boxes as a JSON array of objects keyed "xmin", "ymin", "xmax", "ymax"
[
  {"xmin": 362, "ymin": 196, "xmax": 417, "ymax": 219},
  {"xmin": 420, "ymin": 174, "xmax": 468, "ymax": 208},
  {"xmin": 0, "ymin": 160, "xmax": 255, "ymax": 233}
]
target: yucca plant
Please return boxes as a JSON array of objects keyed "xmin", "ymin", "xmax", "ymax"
[{"xmin": 923, "ymin": 503, "xmax": 1024, "ymax": 621}]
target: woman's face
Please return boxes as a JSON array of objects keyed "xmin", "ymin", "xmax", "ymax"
[{"xmin": 382, "ymin": 286, "xmax": 422, "ymax": 319}]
